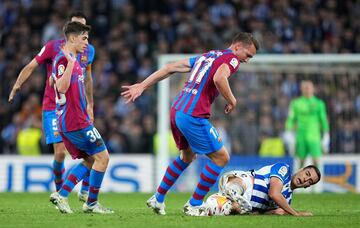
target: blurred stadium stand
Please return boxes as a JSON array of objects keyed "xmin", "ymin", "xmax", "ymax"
[{"xmin": 0, "ymin": 0, "xmax": 359, "ymax": 155}]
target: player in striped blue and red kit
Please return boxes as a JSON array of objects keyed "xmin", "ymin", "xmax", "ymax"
[
  {"xmin": 48, "ymin": 21, "xmax": 112, "ymax": 214},
  {"xmin": 9, "ymin": 12, "xmax": 95, "ymax": 200},
  {"xmin": 122, "ymin": 32, "xmax": 259, "ymax": 216}
]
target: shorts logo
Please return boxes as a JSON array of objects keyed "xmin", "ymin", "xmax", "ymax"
[
  {"xmin": 279, "ymin": 166, "xmax": 288, "ymax": 177},
  {"xmin": 96, "ymin": 139, "xmax": 104, "ymax": 147},
  {"xmin": 58, "ymin": 64, "xmax": 65, "ymax": 76},
  {"xmin": 54, "ymin": 131, "xmax": 59, "ymax": 137},
  {"xmin": 230, "ymin": 58, "xmax": 239, "ymax": 69}
]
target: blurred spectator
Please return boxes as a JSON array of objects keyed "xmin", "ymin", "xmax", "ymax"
[{"xmin": 0, "ymin": 0, "xmax": 359, "ymax": 155}]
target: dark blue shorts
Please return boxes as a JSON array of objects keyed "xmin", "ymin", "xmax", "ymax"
[
  {"xmin": 61, "ymin": 125, "xmax": 107, "ymax": 159},
  {"xmin": 42, "ymin": 110, "xmax": 62, "ymax": 144},
  {"xmin": 174, "ymin": 111, "xmax": 223, "ymax": 154}
]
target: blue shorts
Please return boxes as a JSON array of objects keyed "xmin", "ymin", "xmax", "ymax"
[
  {"xmin": 60, "ymin": 125, "xmax": 107, "ymax": 159},
  {"xmin": 42, "ymin": 110, "xmax": 62, "ymax": 144},
  {"xmin": 175, "ymin": 111, "xmax": 223, "ymax": 154}
]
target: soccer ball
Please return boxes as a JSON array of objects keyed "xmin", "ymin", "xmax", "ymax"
[{"xmin": 206, "ymin": 193, "xmax": 233, "ymax": 216}]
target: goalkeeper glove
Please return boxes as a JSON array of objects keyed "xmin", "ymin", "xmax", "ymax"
[
  {"xmin": 283, "ymin": 131, "xmax": 295, "ymax": 156},
  {"xmin": 322, "ymin": 132, "xmax": 330, "ymax": 154}
]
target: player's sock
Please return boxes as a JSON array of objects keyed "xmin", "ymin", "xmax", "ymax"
[
  {"xmin": 189, "ymin": 161, "xmax": 224, "ymax": 206},
  {"xmin": 59, "ymin": 163, "xmax": 89, "ymax": 198},
  {"xmin": 80, "ymin": 170, "xmax": 90, "ymax": 193},
  {"xmin": 87, "ymin": 169, "xmax": 105, "ymax": 206},
  {"xmin": 155, "ymin": 156, "xmax": 189, "ymax": 203},
  {"xmin": 53, "ymin": 160, "xmax": 65, "ymax": 192}
]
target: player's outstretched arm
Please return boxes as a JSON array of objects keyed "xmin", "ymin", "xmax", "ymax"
[
  {"xmin": 8, "ymin": 58, "xmax": 39, "ymax": 102},
  {"xmin": 121, "ymin": 59, "xmax": 191, "ymax": 103},
  {"xmin": 213, "ymin": 63, "xmax": 236, "ymax": 114},
  {"xmin": 268, "ymin": 177, "xmax": 308, "ymax": 216}
]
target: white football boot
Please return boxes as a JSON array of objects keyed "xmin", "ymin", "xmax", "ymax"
[
  {"xmin": 78, "ymin": 191, "xmax": 88, "ymax": 202},
  {"xmin": 83, "ymin": 202, "xmax": 114, "ymax": 214},
  {"xmin": 146, "ymin": 195, "xmax": 166, "ymax": 215},
  {"xmin": 183, "ymin": 201, "xmax": 208, "ymax": 216},
  {"xmin": 49, "ymin": 192, "xmax": 73, "ymax": 214},
  {"xmin": 235, "ymin": 195, "xmax": 252, "ymax": 214}
]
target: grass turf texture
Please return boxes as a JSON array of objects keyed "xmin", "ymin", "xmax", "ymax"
[{"xmin": 0, "ymin": 193, "xmax": 359, "ymax": 228}]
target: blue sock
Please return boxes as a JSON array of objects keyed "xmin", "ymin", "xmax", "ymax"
[
  {"xmin": 59, "ymin": 163, "xmax": 89, "ymax": 198},
  {"xmin": 189, "ymin": 161, "xmax": 224, "ymax": 206},
  {"xmin": 80, "ymin": 170, "xmax": 90, "ymax": 193},
  {"xmin": 53, "ymin": 160, "xmax": 64, "ymax": 192},
  {"xmin": 155, "ymin": 156, "xmax": 189, "ymax": 203},
  {"xmin": 87, "ymin": 169, "xmax": 105, "ymax": 206}
]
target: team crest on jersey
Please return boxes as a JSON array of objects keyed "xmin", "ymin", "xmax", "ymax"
[
  {"xmin": 279, "ymin": 166, "xmax": 288, "ymax": 177},
  {"xmin": 81, "ymin": 55, "xmax": 88, "ymax": 64},
  {"xmin": 230, "ymin": 58, "xmax": 239, "ymax": 69},
  {"xmin": 58, "ymin": 64, "xmax": 65, "ymax": 76}
]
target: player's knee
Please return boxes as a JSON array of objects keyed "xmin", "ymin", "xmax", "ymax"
[
  {"xmin": 180, "ymin": 148, "xmax": 196, "ymax": 164},
  {"xmin": 223, "ymin": 152, "xmax": 230, "ymax": 164},
  {"xmin": 94, "ymin": 150, "xmax": 110, "ymax": 167},
  {"xmin": 180, "ymin": 152, "xmax": 195, "ymax": 164},
  {"xmin": 83, "ymin": 156, "xmax": 95, "ymax": 168},
  {"xmin": 53, "ymin": 143, "xmax": 66, "ymax": 160},
  {"xmin": 218, "ymin": 152, "xmax": 230, "ymax": 166}
]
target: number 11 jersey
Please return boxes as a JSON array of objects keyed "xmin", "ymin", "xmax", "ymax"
[{"xmin": 172, "ymin": 49, "xmax": 240, "ymax": 118}]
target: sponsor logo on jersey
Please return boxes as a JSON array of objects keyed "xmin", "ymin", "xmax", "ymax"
[
  {"xmin": 78, "ymin": 74, "xmax": 84, "ymax": 83},
  {"xmin": 182, "ymin": 87, "xmax": 198, "ymax": 95},
  {"xmin": 230, "ymin": 58, "xmax": 239, "ymax": 69},
  {"xmin": 279, "ymin": 166, "xmax": 288, "ymax": 177}
]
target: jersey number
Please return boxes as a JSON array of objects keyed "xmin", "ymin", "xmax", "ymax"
[
  {"xmin": 188, "ymin": 56, "xmax": 215, "ymax": 84},
  {"xmin": 210, "ymin": 127, "xmax": 219, "ymax": 140},
  {"xmin": 86, "ymin": 128, "xmax": 101, "ymax": 143},
  {"xmin": 52, "ymin": 119, "xmax": 58, "ymax": 131}
]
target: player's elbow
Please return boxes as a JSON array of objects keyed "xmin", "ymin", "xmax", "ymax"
[
  {"xmin": 268, "ymin": 191, "xmax": 277, "ymax": 201},
  {"xmin": 213, "ymin": 74, "xmax": 223, "ymax": 86},
  {"xmin": 163, "ymin": 63, "xmax": 174, "ymax": 74}
]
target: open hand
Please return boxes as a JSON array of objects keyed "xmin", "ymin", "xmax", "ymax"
[
  {"xmin": 121, "ymin": 83, "xmax": 144, "ymax": 103},
  {"xmin": 8, "ymin": 85, "xmax": 20, "ymax": 102}
]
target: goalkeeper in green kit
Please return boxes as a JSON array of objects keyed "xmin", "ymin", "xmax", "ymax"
[{"xmin": 284, "ymin": 80, "xmax": 330, "ymax": 168}]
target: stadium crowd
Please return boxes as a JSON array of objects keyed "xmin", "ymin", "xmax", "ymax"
[{"xmin": 0, "ymin": 0, "xmax": 359, "ymax": 155}]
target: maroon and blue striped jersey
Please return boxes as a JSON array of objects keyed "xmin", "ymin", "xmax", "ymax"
[
  {"xmin": 35, "ymin": 39, "xmax": 95, "ymax": 111},
  {"xmin": 52, "ymin": 51, "xmax": 91, "ymax": 132},
  {"xmin": 172, "ymin": 49, "xmax": 240, "ymax": 118}
]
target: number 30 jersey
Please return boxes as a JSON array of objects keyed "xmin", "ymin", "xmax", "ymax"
[{"xmin": 172, "ymin": 49, "xmax": 240, "ymax": 118}]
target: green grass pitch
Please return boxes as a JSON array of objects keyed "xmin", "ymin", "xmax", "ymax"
[{"xmin": 0, "ymin": 193, "xmax": 359, "ymax": 228}]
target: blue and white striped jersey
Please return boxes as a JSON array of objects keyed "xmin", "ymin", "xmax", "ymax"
[{"xmin": 250, "ymin": 163, "xmax": 293, "ymax": 211}]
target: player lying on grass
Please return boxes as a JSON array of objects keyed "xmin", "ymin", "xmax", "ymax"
[{"xmin": 206, "ymin": 163, "xmax": 321, "ymax": 216}]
